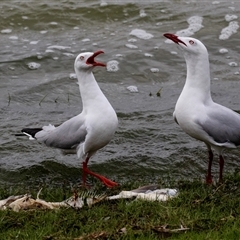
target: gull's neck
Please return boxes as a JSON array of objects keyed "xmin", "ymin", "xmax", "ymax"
[
  {"xmin": 76, "ymin": 69, "xmax": 109, "ymax": 110},
  {"xmin": 182, "ymin": 53, "xmax": 212, "ymax": 102}
]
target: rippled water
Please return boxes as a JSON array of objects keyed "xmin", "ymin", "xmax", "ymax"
[{"xmin": 0, "ymin": 0, "xmax": 240, "ymax": 185}]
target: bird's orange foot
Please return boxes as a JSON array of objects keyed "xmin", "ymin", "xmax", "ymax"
[
  {"xmin": 99, "ymin": 176, "xmax": 118, "ymax": 188},
  {"xmin": 83, "ymin": 166, "xmax": 118, "ymax": 188}
]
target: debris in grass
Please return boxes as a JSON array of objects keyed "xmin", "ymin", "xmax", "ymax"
[
  {"xmin": 152, "ymin": 223, "xmax": 190, "ymax": 234},
  {"xmin": 0, "ymin": 195, "xmax": 25, "ymax": 210},
  {"xmin": 0, "ymin": 185, "xmax": 178, "ymax": 212},
  {"xmin": 107, "ymin": 185, "xmax": 178, "ymax": 201}
]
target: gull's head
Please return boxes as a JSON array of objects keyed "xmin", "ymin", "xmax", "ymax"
[
  {"xmin": 163, "ymin": 33, "xmax": 208, "ymax": 57},
  {"xmin": 74, "ymin": 50, "xmax": 106, "ymax": 71}
]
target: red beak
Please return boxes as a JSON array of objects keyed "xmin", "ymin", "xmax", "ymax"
[
  {"xmin": 163, "ymin": 33, "xmax": 187, "ymax": 46},
  {"xmin": 86, "ymin": 50, "xmax": 106, "ymax": 67}
]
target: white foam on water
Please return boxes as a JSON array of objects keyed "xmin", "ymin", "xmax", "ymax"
[
  {"xmin": 62, "ymin": 53, "xmax": 74, "ymax": 57},
  {"xmin": 126, "ymin": 86, "xmax": 138, "ymax": 93},
  {"xmin": 9, "ymin": 36, "xmax": 18, "ymax": 40},
  {"xmin": 45, "ymin": 49, "xmax": 54, "ymax": 53},
  {"xmin": 47, "ymin": 45, "xmax": 71, "ymax": 50},
  {"xmin": 69, "ymin": 73, "xmax": 77, "ymax": 79},
  {"xmin": 1, "ymin": 29, "xmax": 12, "ymax": 34},
  {"xmin": 177, "ymin": 16, "xmax": 203, "ymax": 36},
  {"xmin": 8, "ymin": 66, "xmax": 15, "ymax": 71},
  {"xmin": 212, "ymin": 1, "xmax": 220, "ymax": 4},
  {"xmin": 228, "ymin": 6, "xmax": 235, "ymax": 11},
  {"xmin": 225, "ymin": 14, "xmax": 238, "ymax": 22},
  {"xmin": 106, "ymin": 60, "xmax": 119, "ymax": 72},
  {"xmin": 125, "ymin": 43, "xmax": 138, "ymax": 49},
  {"xmin": 40, "ymin": 30, "xmax": 48, "ymax": 34},
  {"xmin": 129, "ymin": 29, "xmax": 153, "ymax": 40},
  {"xmin": 170, "ymin": 51, "xmax": 178, "ymax": 55},
  {"xmin": 37, "ymin": 55, "xmax": 43, "ymax": 60},
  {"xmin": 22, "ymin": 16, "xmax": 28, "ymax": 20},
  {"xmin": 150, "ymin": 68, "xmax": 159, "ymax": 73},
  {"xmin": 128, "ymin": 38, "xmax": 137, "ymax": 43},
  {"xmin": 139, "ymin": 9, "xmax": 147, "ymax": 18},
  {"xmin": 234, "ymin": 71, "xmax": 239, "ymax": 75},
  {"xmin": 100, "ymin": 1, "xmax": 108, "ymax": 7},
  {"xmin": 49, "ymin": 22, "xmax": 58, "ymax": 25},
  {"xmin": 219, "ymin": 21, "xmax": 239, "ymax": 40},
  {"xmin": 82, "ymin": 38, "xmax": 90, "ymax": 42},
  {"xmin": 27, "ymin": 62, "xmax": 41, "ymax": 70},
  {"xmin": 115, "ymin": 54, "xmax": 123, "ymax": 57},
  {"xmin": 165, "ymin": 16, "xmax": 203, "ymax": 43},
  {"xmin": 144, "ymin": 53, "xmax": 153, "ymax": 57},
  {"xmin": 30, "ymin": 41, "xmax": 39, "ymax": 45},
  {"xmin": 228, "ymin": 62, "xmax": 238, "ymax": 67},
  {"xmin": 219, "ymin": 48, "xmax": 228, "ymax": 53}
]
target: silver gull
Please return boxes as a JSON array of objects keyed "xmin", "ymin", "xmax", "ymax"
[
  {"xmin": 21, "ymin": 51, "xmax": 118, "ymax": 188},
  {"xmin": 164, "ymin": 33, "xmax": 240, "ymax": 184}
]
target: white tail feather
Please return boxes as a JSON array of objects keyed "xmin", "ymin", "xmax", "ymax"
[
  {"xmin": 22, "ymin": 132, "xmax": 35, "ymax": 140},
  {"xmin": 42, "ymin": 124, "xmax": 55, "ymax": 131}
]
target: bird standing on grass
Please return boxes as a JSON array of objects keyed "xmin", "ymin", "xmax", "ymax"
[
  {"xmin": 21, "ymin": 51, "xmax": 119, "ymax": 188},
  {"xmin": 164, "ymin": 33, "xmax": 240, "ymax": 184}
]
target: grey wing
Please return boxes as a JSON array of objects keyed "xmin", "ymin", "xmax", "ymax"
[
  {"xmin": 35, "ymin": 114, "xmax": 87, "ymax": 150},
  {"xmin": 198, "ymin": 104, "xmax": 240, "ymax": 146}
]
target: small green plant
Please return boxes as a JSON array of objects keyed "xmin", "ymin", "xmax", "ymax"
[
  {"xmin": 156, "ymin": 87, "xmax": 162, "ymax": 97},
  {"xmin": 8, "ymin": 92, "xmax": 11, "ymax": 106},
  {"xmin": 39, "ymin": 93, "xmax": 48, "ymax": 106}
]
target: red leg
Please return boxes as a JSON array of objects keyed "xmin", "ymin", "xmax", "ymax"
[
  {"xmin": 219, "ymin": 155, "xmax": 224, "ymax": 183},
  {"xmin": 82, "ymin": 157, "xmax": 90, "ymax": 186},
  {"xmin": 84, "ymin": 167, "xmax": 118, "ymax": 188},
  {"xmin": 206, "ymin": 149, "xmax": 213, "ymax": 184},
  {"xmin": 82, "ymin": 157, "xmax": 118, "ymax": 188}
]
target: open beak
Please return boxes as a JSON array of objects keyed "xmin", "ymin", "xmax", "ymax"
[
  {"xmin": 163, "ymin": 33, "xmax": 187, "ymax": 46},
  {"xmin": 86, "ymin": 50, "xmax": 106, "ymax": 67}
]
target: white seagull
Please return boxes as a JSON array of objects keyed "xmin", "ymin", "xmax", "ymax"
[
  {"xmin": 164, "ymin": 33, "xmax": 240, "ymax": 184},
  {"xmin": 21, "ymin": 50, "xmax": 119, "ymax": 188}
]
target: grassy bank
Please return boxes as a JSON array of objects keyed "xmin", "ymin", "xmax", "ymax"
[{"xmin": 1, "ymin": 173, "xmax": 240, "ymax": 240}]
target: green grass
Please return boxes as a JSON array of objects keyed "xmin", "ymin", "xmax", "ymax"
[{"xmin": 1, "ymin": 172, "xmax": 240, "ymax": 240}]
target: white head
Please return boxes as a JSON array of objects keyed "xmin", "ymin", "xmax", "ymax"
[
  {"xmin": 164, "ymin": 33, "xmax": 211, "ymax": 92},
  {"xmin": 74, "ymin": 51, "xmax": 106, "ymax": 72},
  {"xmin": 164, "ymin": 33, "xmax": 208, "ymax": 58}
]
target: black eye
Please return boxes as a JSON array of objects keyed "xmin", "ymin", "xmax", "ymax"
[
  {"xmin": 189, "ymin": 40, "xmax": 194, "ymax": 45},
  {"xmin": 80, "ymin": 56, "xmax": 84, "ymax": 60}
]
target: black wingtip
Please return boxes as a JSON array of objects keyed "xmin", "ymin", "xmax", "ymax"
[{"xmin": 21, "ymin": 128, "xmax": 42, "ymax": 138}]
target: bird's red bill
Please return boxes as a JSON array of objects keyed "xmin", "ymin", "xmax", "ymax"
[
  {"xmin": 163, "ymin": 33, "xmax": 187, "ymax": 46},
  {"xmin": 86, "ymin": 50, "xmax": 106, "ymax": 67}
]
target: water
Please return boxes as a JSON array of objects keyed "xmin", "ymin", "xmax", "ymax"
[{"xmin": 0, "ymin": 0, "xmax": 240, "ymax": 185}]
